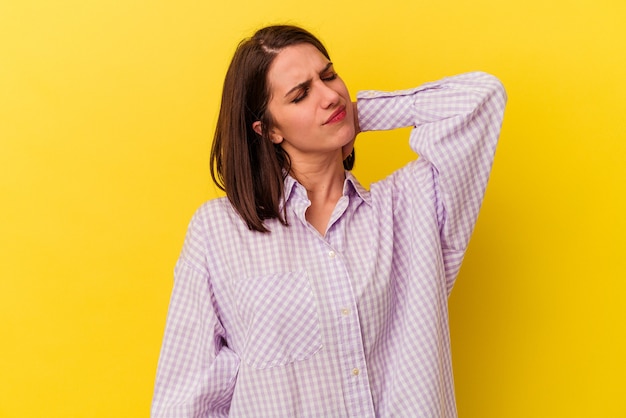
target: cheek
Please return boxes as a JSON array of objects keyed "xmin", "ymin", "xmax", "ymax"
[
  {"xmin": 336, "ymin": 77, "xmax": 351, "ymax": 99},
  {"xmin": 274, "ymin": 112, "xmax": 312, "ymax": 138},
  {"xmin": 277, "ymin": 111, "xmax": 314, "ymax": 135}
]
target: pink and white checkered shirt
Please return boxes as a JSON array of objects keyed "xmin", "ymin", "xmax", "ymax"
[{"xmin": 152, "ymin": 72, "xmax": 506, "ymax": 417}]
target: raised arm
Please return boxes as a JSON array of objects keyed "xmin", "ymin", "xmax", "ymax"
[{"xmin": 357, "ymin": 72, "xmax": 507, "ymax": 290}]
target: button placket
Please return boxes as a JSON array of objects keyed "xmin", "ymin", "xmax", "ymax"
[{"xmin": 321, "ymin": 242, "xmax": 371, "ymax": 410}]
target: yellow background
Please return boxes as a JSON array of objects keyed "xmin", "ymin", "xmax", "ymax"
[{"xmin": 1, "ymin": 0, "xmax": 625, "ymax": 416}]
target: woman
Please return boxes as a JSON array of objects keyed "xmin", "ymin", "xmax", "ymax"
[{"xmin": 152, "ymin": 25, "xmax": 506, "ymax": 417}]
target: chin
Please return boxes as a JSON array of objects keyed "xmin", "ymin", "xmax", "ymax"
[{"xmin": 340, "ymin": 125, "xmax": 356, "ymax": 143}]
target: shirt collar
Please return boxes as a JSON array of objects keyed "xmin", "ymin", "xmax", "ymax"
[
  {"xmin": 343, "ymin": 171, "xmax": 372, "ymax": 206},
  {"xmin": 282, "ymin": 174, "xmax": 299, "ymax": 207},
  {"xmin": 281, "ymin": 170, "xmax": 372, "ymax": 208}
]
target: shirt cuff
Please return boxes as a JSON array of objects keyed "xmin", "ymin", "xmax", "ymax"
[
  {"xmin": 356, "ymin": 81, "xmax": 447, "ymax": 132},
  {"xmin": 356, "ymin": 87, "xmax": 418, "ymax": 131}
]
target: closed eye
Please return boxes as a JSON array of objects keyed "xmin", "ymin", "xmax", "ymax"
[
  {"xmin": 289, "ymin": 63, "xmax": 337, "ymax": 104},
  {"xmin": 321, "ymin": 72, "xmax": 338, "ymax": 82},
  {"xmin": 292, "ymin": 86, "xmax": 310, "ymax": 103}
]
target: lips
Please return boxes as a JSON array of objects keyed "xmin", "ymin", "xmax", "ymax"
[{"xmin": 324, "ymin": 106, "xmax": 347, "ymax": 125}]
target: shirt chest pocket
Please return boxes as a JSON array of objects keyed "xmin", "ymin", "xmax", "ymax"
[{"xmin": 234, "ymin": 270, "xmax": 323, "ymax": 369}]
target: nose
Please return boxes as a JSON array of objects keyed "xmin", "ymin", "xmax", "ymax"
[{"xmin": 317, "ymin": 80, "xmax": 340, "ymax": 108}]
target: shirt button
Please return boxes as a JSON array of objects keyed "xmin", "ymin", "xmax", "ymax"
[
  {"xmin": 341, "ymin": 308, "xmax": 350, "ymax": 316},
  {"xmin": 352, "ymin": 368, "xmax": 360, "ymax": 376},
  {"xmin": 328, "ymin": 251, "xmax": 336, "ymax": 259}
]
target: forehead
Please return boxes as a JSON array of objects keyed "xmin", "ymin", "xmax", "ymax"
[{"xmin": 267, "ymin": 43, "xmax": 330, "ymax": 91}]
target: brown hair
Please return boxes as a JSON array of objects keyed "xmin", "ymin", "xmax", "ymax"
[{"xmin": 210, "ymin": 25, "xmax": 355, "ymax": 233}]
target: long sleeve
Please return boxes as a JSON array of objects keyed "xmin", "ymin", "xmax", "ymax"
[
  {"xmin": 151, "ymin": 72, "xmax": 505, "ymax": 418},
  {"xmin": 357, "ymin": 72, "xmax": 507, "ymax": 291},
  {"xmin": 151, "ymin": 214, "xmax": 240, "ymax": 417}
]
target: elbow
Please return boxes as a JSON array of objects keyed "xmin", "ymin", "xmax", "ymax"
[{"xmin": 478, "ymin": 72, "xmax": 508, "ymax": 105}]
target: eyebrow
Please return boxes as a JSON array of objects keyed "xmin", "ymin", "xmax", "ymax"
[{"xmin": 284, "ymin": 62, "xmax": 334, "ymax": 98}]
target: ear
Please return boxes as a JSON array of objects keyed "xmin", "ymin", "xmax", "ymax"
[
  {"xmin": 252, "ymin": 121, "xmax": 263, "ymax": 136},
  {"xmin": 252, "ymin": 121, "xmax": 283, "ymax": 144}
]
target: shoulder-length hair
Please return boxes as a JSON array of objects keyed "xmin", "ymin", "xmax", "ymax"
[{"xmin": 210, "ymin": 25, "xmax": 355, "ymax": 233}]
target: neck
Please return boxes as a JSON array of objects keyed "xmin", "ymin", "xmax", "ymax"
[
  {"xmin": 289, "ymin": 153, "xmax": 345, "ymax": 203},
  {"xmin": 288, "ymin": 153, "xmax": 345, "ymax": 235}
]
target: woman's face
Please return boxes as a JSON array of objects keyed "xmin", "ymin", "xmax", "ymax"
[{"xmin": 259, "ymin": 43, "xmax": 355, "ymax": 166}]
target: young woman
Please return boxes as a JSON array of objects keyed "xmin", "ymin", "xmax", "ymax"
[{"xmin": 152, "ymin": 25, "xmax": 506, "ymax": 417}]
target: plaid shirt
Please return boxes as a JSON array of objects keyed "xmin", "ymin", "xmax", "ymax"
[{"xmin": 152, "ymin": 72, "xmax": 507, "ymax": 417}]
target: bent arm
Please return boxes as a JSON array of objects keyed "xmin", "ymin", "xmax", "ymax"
[{"xmin": 357, "ymin": 72, "xmax": 507, "ymax": 289}]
